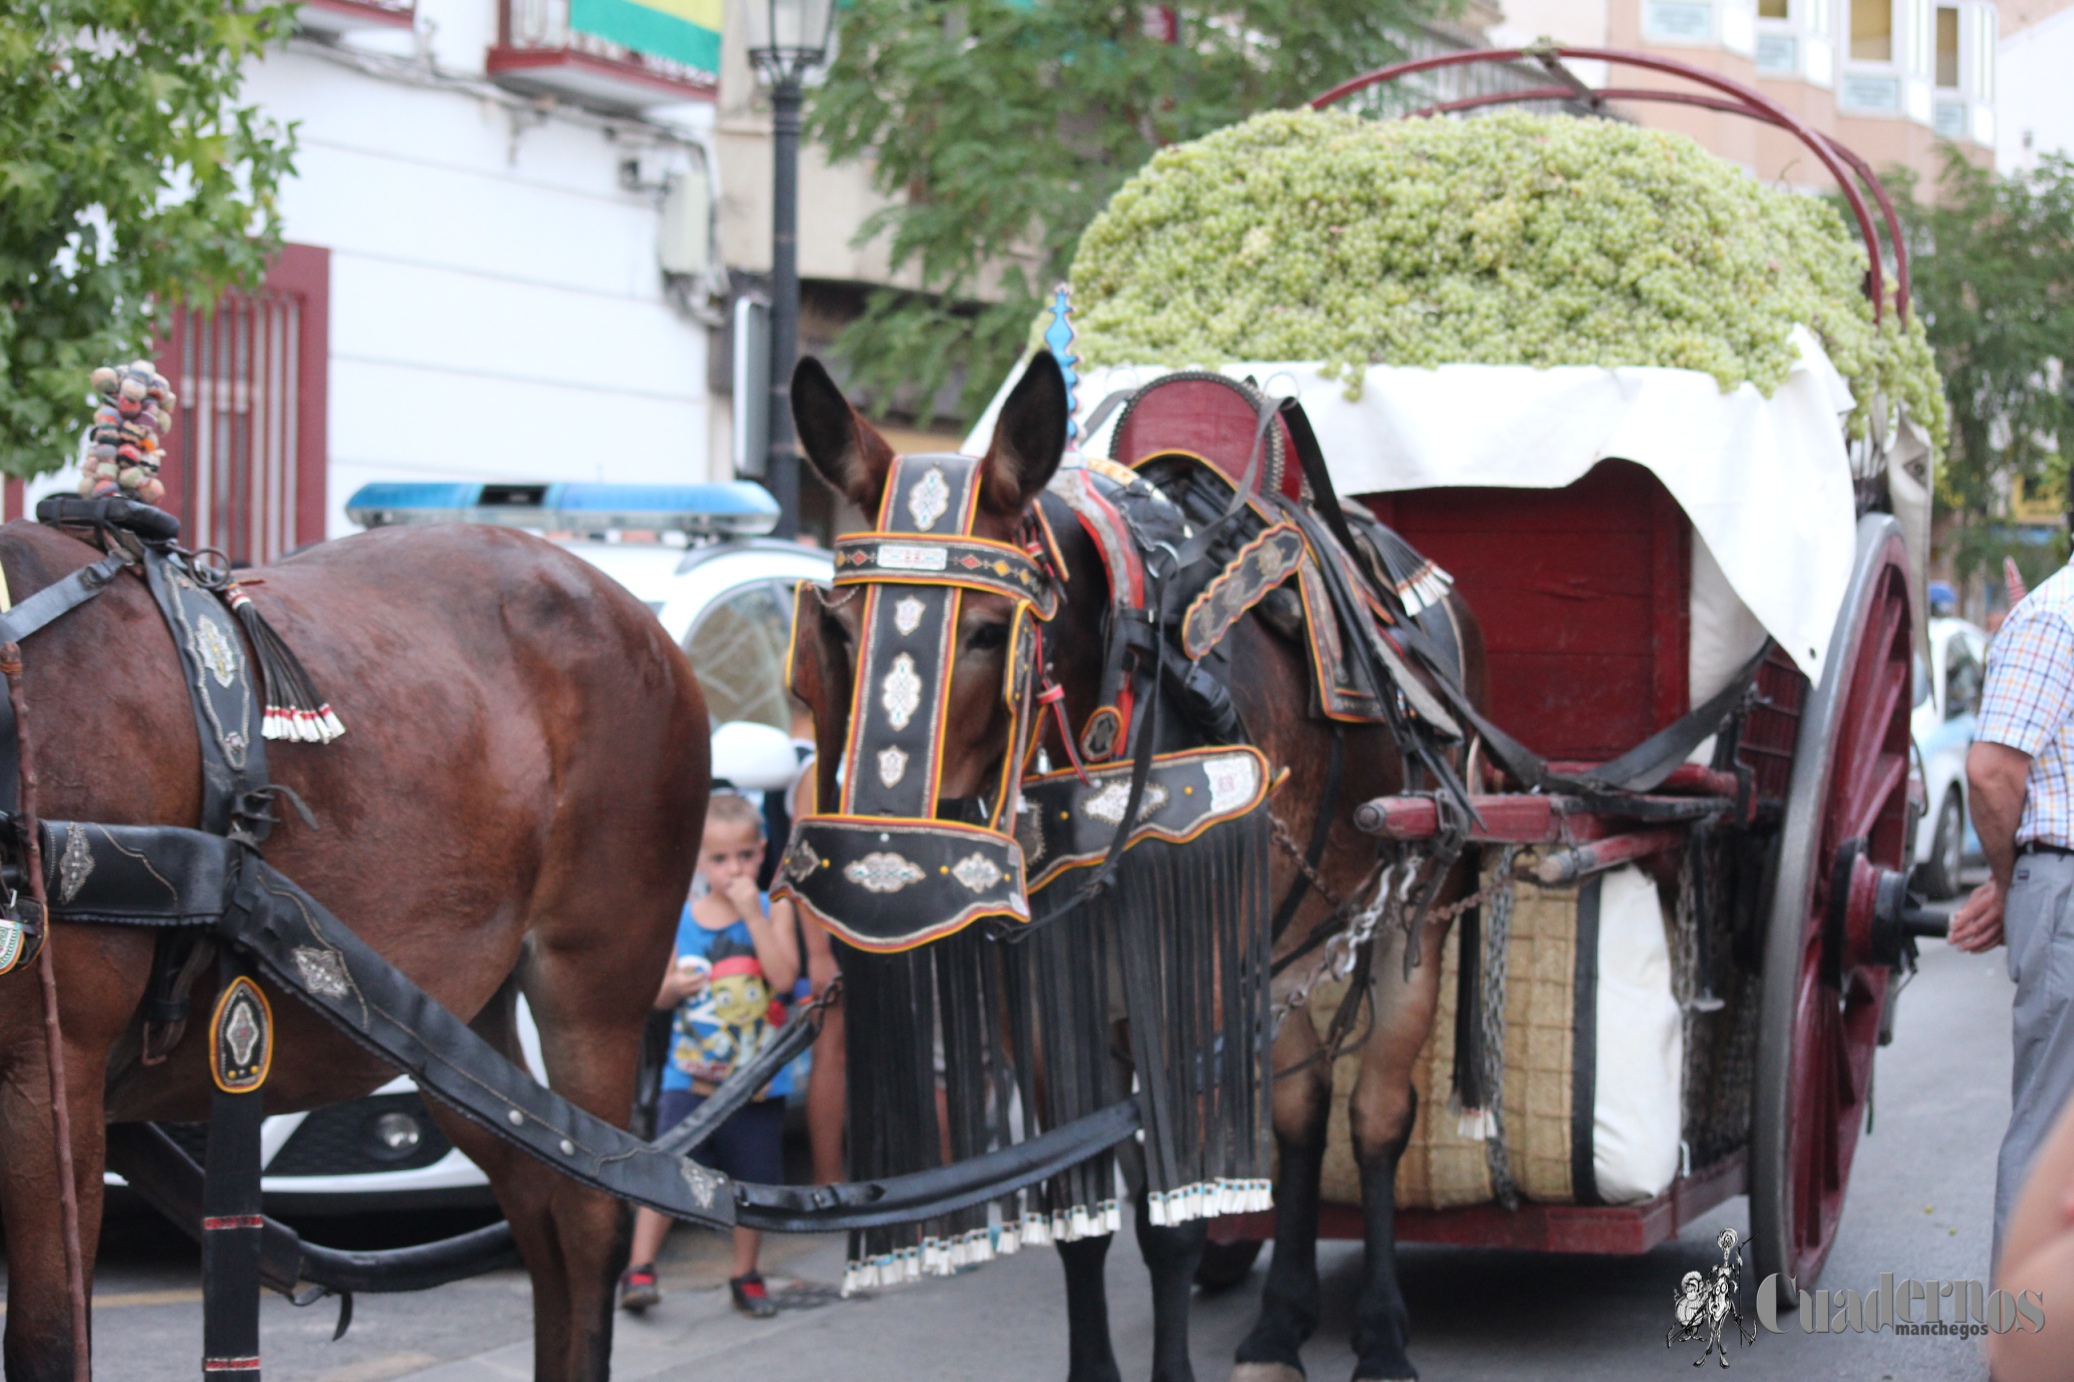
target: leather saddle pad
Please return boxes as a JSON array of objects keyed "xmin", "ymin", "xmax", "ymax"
[{"xmin": 1110, "ymin": 372, "xmax": 1304, "ymax": 502}]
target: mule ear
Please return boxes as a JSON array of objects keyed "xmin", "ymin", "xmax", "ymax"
[
  {"xmin": 979, "ymin": 352, "xmax": 1068, "ymax": 517},
  {"xmin": 792, "ymin": 356, "xmax": 897, "ymax": 513}
]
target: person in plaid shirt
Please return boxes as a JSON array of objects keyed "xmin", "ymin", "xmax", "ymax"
[{"xmin": 1953, "ymin": 562, "xmax": 2074, "ymax": 1274}]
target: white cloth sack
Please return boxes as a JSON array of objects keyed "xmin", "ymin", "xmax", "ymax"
[{"xmin": 1592, "ymin": 865, "xmax": 1685, "ymax": 1204}]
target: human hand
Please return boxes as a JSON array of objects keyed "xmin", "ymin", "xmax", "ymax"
[
  {"xmin": 657, "ymin": 958, "xmax": 708, "ymax": 1007},
  {"xmin": 722, "ymin": 875, "xmax": 761, "ymax": 919},
  {"xmin": 1947, "ymin": 879, "xmax": 2006, "ymax": 952}
]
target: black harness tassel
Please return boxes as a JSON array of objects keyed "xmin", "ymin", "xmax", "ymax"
[{"xmin": 225, "ymin": 586, "xmax": 344, "ymax": 744}]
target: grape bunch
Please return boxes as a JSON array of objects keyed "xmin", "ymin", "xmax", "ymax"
[{"xmin": 1063, "ymin": 108, "xmax": 1946, "ymax": 450}]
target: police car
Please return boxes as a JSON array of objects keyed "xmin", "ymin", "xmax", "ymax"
[{"xmin": 133, "ymin": 483, "xmax": 831, "ymax": 1212}]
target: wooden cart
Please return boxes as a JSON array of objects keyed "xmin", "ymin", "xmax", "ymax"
[{"xmin": 1201, "ymin": 48, "xmax": 1940, "ymax": 1301}]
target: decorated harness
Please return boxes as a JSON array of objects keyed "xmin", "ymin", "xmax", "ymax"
[{"xmin": 778, "ymin": 453, "xmax": 1049, "ymax": 950}]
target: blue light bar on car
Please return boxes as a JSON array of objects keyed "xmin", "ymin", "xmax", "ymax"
[{"xmin": 344, "ymin": 482, "xmax": 780, "ymax": 536}]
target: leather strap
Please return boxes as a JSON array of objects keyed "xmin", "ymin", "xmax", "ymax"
[
  {"xmin": 733, "ymin": 1098, "xmax": 1141, "ymax": 1232},
  {"xmin": 105, "ymin": 1122, "xmax": 520, "ymax": 1302},
  {"xmin": 0, "ymin": 552, "xmax": 128, "ymax": 648},
  {"xmin": 201, "ymin": 952, "xmax": 267, "ymax": 1376},
  {"xmin": 142, "ymin": 549, "xmax": 270, "ymax": 839},
  {"xmin": 45, "ymin": 821, "xmax": 1136, "ymax": 1238}
]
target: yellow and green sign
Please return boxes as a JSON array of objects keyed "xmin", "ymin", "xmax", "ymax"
[{"xmin": 570, "ymin": 0, "xmax": 722, "ymax": 73}]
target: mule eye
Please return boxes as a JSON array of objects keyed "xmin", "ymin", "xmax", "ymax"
[{"xmin": 965, "ymin": 621, "xmax": 1010, "ymax": 653}]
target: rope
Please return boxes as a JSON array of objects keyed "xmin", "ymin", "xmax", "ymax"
[
  {"xmin": 1477, "ymin": 846, "xmax": 1521, "ymax": 1210},
  {"xmin": 0, "ymin": 554, "xmax": 90, "ymax": 1377}
]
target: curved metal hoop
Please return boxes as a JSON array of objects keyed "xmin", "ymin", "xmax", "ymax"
[{"xmin": 1311, "ymin": 47, "xmax": 1908, "ymax": 323}]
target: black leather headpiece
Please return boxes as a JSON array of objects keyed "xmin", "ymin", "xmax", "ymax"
[{"xmin": 775, "ymin": 455, "xmax": 1054, "ymax": 952}]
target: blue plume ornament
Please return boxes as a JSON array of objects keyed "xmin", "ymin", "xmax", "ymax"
[{"xmin": 1044, "ymin": 283, "xmax": 1081, "ymax": 442}]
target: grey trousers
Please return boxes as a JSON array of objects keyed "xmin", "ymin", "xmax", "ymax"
[{"xmin": 1994, "ymin": 849, "xmax": 2074, "ymax": 1274}]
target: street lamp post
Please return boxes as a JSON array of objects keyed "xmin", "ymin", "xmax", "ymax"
[{"xmin": 745, "ymin": 0, "xmax": 836, "ymax": 539}]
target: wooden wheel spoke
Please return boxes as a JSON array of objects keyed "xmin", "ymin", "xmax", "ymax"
[
  {"xmin": 1839, "ymin": 750, "xmax": 1909, "ymax": 850},
  {"xmin": 1834, "ymin": 660, "xmax": 1909, "ymax": 838}
]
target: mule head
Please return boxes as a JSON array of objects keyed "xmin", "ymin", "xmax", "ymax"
[
  {"xmin": 791, "ymin": 354, "xmax": 1066, "ymax": 804},
  {"xmin": 777, "ymin": 355, "xmax": 1069, "ymax": 952},
  {"xmin": 794, "ymin": 354, "xmax": 1068, "ymax": 539}
]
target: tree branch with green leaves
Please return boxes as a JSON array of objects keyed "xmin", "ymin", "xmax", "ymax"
[
  {"xmin": 807, "ymin": 0, "xmax": 1440, "ymax": 425},
  {"xmin": 1, "ymin": 0, "xmax": 296, "ymax": 478},
  {"xmin": 1895, "ymin": 148, "xmax": 2074, "ymax": 584}
]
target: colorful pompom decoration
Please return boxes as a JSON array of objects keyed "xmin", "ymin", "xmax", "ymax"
[{"xmin": 79, "ymin": 360, "xmax": 173, "ymax": 506}]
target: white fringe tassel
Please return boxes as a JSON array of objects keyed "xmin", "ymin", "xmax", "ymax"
[
  {"xmin": 839, "ymin": 1199, "xmax": 1133, "ymax": 1296},
  {"xmin": 1145, "ymin": 1178, "xmax": 1274, "ymax": 1227}
]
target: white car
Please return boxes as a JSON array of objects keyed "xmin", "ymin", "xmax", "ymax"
[
  {"xmin": 127, "ymin": 485, "xmax": 831, "ymax": 1211},
  {"xmin": 1911, "ymin": 615, "xmax": 1990, "ymax": 899}
]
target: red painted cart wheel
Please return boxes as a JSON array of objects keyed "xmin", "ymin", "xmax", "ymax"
[{"xmin": 1750, "ymin": 515, "xmax": 1915, "ymax": 1305}]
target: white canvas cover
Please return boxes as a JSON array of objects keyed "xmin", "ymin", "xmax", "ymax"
[{"xmin": 964, "ymin": 327, "xmax": 1858, "ymax": 689}]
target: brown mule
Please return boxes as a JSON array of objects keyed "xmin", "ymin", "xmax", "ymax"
[
  {"xmin": 789, "ymin": 354, "xmax": 1489, "ymax": 1382},
  {"xmin": 0, "ymin": 519, "xmax": 708, "ymax": 1382}
]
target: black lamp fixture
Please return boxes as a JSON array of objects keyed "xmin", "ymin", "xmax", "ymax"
[{"xmin": 745, "ymin": 0, "xmax": 837, "ymax": 539}]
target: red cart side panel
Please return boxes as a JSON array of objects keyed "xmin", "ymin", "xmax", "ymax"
[{"xmin": 1366, "ymin": 460, "xmax": 1690, "ymax": 763}]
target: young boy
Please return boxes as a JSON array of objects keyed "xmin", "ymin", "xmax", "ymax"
[{"xmin": 619, "ymin": 793, "xmax": 800, "ymax": 1318}]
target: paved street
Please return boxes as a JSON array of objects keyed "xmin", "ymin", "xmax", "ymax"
[{"xmin": 78, "ymin": 922, "xmax": 2011, "ymax": 1381}]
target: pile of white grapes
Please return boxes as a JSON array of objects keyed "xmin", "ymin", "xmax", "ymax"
[{"xmin": 1065, "ymin": 109, "xmax": 1946, "ymax": 448}]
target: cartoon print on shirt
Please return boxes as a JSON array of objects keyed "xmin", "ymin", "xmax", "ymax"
[{"xmin": 671, "ymin": 934, "xmax": 785, "ymax": 1086}]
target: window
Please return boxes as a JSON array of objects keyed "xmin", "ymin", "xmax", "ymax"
[
  {"xmin": 156, "ymin": 244, "xmax": 330, "ymax": 565},
  {"xmin": 1934, "ymin": 4, "xmax": 1959, "ymax": 84},
  {"xmin": 684, "ymin": 582, "xmax": 801, "ymax": 732},
  {"xmin": 1851, "ymin": 0, "xmax": 1892, "ymax": 60},
  {"xmin": 1759, "ymin": 0, "xmax": 1788, "ymax": 16},
  {"xmin": 1843, "ymin": 72, "xmax": 1901, "ymax": 107},
  {"xmin": 1757, "ymin": 32, "xmax": 1799, "ymax": 69},
  {"xmin": 1944, "ymin": 636, "xmax": 1983, "ymax": 721},
  {"xmin": 1646, "ymin": 0, "xmax": 1715, "ymax": 41}
]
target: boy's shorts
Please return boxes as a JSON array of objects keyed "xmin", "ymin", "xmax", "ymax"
[{"xmin": 657, "ymin": 1088, "xmax": 786, "ymax": 1186}]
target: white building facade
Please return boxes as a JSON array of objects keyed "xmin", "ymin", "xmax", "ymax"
[
  {"xmin": 9, "ymin": 0, "xmax": 734, "ymax": 557},
  {"xmin": 1996, "ymin": 0, "xmax": 2074, "ymax": 169}
]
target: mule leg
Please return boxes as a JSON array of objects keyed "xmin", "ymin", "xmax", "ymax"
[
  {"xmin": 1344, "ymin": 914, "xmax": 1451, "ymax": 1382},
  {"xmin": 1346, "ymin": 1113, "xmax": 1416, "ymax": 1382},
  {"xmin": 0, "ymin": 1033, "xmax": 109, "ymax": 1382},
  {"xmin": 0, "ymin": 927, "xmax": 145, "ymax": 1382},
  {"xmin": 1233, "ymin": 1012, "xmax": 1334, "ymax": 1382},
  {"xmin": 1058, "ymin": 1233, "xmax": 1125, "ymax": 1382},
  {"xmin": 1135, "ymin": 1188, "xmax": 1208, "ymax": 1382},
  {"xmin": 423, "ymin": 969, "xmax": 638, "ymax": 1382}
]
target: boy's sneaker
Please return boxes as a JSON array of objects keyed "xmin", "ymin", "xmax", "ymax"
[
  {"xmin": 730, "ymin": 1272, "xmax": 778, "ymax": 1318},
  {"xmin": 618, "ymin": 1264, "xmax": 661, "ymax": 1313}
]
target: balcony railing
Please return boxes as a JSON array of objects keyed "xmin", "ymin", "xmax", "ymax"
[
  {"xmin": 489, "ymin": 0, "xmax": 718, "ymax": 111},
  {"xmin": 296, "ymin": 0, "xmax": 415, "ymax": 34}
]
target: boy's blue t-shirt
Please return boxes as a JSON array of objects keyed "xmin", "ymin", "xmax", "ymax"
[{"xmin": 665, "ymin": 901, "xmax": 792, "ymax": 1099}]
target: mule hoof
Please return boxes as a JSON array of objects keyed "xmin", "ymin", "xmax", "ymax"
[{"xmin": 1231, "ymin": 1365, "xmax": 1305, "ymax": 1382}]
